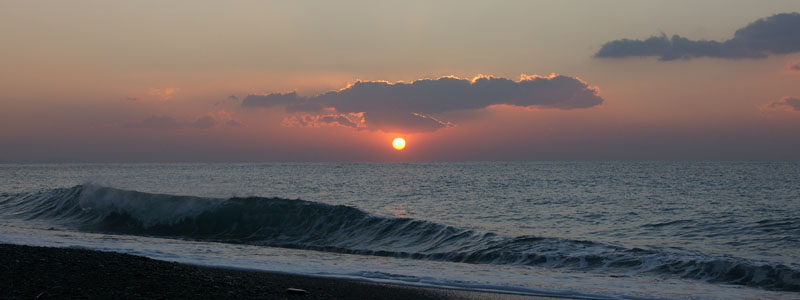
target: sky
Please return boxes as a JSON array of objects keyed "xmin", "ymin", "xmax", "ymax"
[{"xmin": 1, "ymin": 0, "xmax": 799, "ymax": 162}]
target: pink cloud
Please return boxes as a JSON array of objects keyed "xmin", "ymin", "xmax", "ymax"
[
  {"xmin": 148, "ymin": 88, "xmax": 180, "ymax": 101},
  {"xmin": 762, "ymin": 97, "xmax": 800, "ymax": 112},
  {"xmin": 282, "ymin": 112, "xmax": 366, "ymax": 129},
  {"xmin": 784, "ymin": 61, "xmax": 800, "ymax": 73}
]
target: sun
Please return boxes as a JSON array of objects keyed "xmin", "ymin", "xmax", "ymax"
[{"xmin": 392, "ymin": 137, "xmax": 406, "ymax": 150}]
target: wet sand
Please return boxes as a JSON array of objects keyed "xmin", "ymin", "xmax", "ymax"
[{"xmin": 0, "ymin": 243, "xmax": 570, "ymax": 300}]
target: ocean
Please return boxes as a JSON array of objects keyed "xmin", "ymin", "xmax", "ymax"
[{"xmin": 0, "ymin": 162, "xmax": 798, "ymax": 299}]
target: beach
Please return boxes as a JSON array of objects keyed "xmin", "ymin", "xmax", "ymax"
[{"xmin": 0, "ymin": 243, "xmax": 559, "ymax": 300}]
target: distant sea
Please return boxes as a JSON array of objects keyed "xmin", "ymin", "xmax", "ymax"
[{"xmin": 1, "ymin": 162, "xmax": 798, "ymax": 299}]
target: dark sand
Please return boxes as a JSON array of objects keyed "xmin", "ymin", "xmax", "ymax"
[{"xmin": 0, "ymin": 244, "xmax": 569, "ymax": 300}]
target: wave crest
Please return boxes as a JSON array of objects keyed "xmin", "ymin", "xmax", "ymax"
[{"xmin": 1, "ymin": 185, "xmax": 798, "ymax": 292}]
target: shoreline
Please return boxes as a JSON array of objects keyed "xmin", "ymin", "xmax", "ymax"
[{"xmin": 0, "ymin": 243, "xmax": 569, "ymax": 300}]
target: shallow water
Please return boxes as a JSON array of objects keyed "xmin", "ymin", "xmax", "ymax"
[{"xmin": 1, "ymin": 162, "xmax": 798, "ymax": 299}]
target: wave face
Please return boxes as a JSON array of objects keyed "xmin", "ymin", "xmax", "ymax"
[{"xmin": 1, "ymin": 185, "xmax": 799, "ymax": 292}]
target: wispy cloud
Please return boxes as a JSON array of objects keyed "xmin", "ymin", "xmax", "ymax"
[
  {"xmin": 243, "ymin": 74, "xmax": 603, "ymax": 132},
  {"xmin": 125, "ymin": 110, "xmax": 243, "ymax": 129},
  {"xmin": 281, "ymin": 112, "xmax": 367, "ymax": 129},
  {"xmin": 190, "ymin": 115, "xmax": 217, "ymax": 129},
  {"xmin": 785, "ymin": 61, "xmax": 800, "ymax": 73},
  {"xmin": 762, "ymin": 96, "xmax": 800, "ymax": 112},
  {"xmin": 595, "ymin": 13, "xmax": 800, "ymax": 61},
  {"xmin": 148, "ymin": 88, "xmax": 180, "ymax": 101},
  {"xmin": 125, "ymin": 115, "xmax": 184, "ymax": 129}
]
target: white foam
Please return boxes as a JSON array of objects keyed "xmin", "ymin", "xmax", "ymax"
[{"xmin": 0, "ymin": 223, "xmax": 793, "ymax": 300}]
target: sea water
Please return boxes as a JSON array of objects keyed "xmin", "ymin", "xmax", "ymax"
[{"xmin": 0, "ymin": 162, "xmax": 798, "ymax": 299}]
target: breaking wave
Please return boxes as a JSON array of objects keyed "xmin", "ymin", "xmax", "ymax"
[{"xmin": 1, "ymin": 185, "xmax": 798, "ymax": 292}]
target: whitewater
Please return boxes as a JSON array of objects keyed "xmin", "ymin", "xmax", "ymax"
[{"xmin": 1, "ymin": 162, "xmax": 798, "ymax": 299}]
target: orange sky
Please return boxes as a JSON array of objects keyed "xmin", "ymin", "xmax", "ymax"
[{"xmin": 1, "ymin": 1, "xmax": 799, "ymax": 162}]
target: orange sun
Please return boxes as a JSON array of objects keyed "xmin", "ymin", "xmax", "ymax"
[{"xmin": 392, "ymin": 137, "xmax": 406, "ymax": 150}]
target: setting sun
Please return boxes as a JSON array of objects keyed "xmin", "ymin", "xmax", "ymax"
[{"xmin": 392, "ymin": 137, "xmax": 406, "ymax": 150}]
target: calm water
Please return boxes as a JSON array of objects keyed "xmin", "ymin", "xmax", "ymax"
[{"xmin": 1, "ymin": 162, "xmax": 798, "ymax": 299}]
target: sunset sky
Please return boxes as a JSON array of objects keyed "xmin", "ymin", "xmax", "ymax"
[{"xmin": 1, "ymin": 0, "xmax": 799, "ymax": 162}]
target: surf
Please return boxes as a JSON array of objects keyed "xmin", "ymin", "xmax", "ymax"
[{"xmin": 1, "ymin": 184, "xmax": 798, "ymax": 292}]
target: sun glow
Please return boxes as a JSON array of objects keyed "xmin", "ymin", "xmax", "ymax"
[{"xmin": 392, "ymin": 137, "xmax": 406, "ymax": 150}]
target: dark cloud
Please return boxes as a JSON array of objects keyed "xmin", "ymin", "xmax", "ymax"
[
  {"xmin": 189, "ymin": 115, "xmax": 216, "ymax": 129},
  {"xmin": 595, "ymin": 12, "xmax": 800, "ymax": 61},
  {"xmin": 228, "ymin": 95, "xmax": 239, "ymax": 100},
  {"xmin": 764, "ymin": 97, "xmax": 800, "ymax": 111},
  {"xmin": 243, "ymin": 74, "xmax": 603, "ymax": 132}
]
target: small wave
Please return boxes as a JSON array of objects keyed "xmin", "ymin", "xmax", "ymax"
[
  {"xmin": 749, "ymin": 218, "xmax": 800, "ymax": 233},
  {"xmin": 642, "ymin": 219, "xmax": 693, "ymax": 228},
  {"xmin": 1, "ymin": 185, "xmax": 798, "ymax": 292}
]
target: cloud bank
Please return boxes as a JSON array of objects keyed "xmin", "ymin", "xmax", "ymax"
[
  {"xmin": 126, "ymin": 111, "xmax": 242, "ymax": 129},
  {"xmin": 763, "ymin": 97, "xmax": 800, "ymax": 112},
  {"xmin": 243, "ymin": 74, "xmax": 603, "ymax": 132},
  {"xmin": 595, "ymin": 13, "xmax": 800, "ymax": 61}
]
